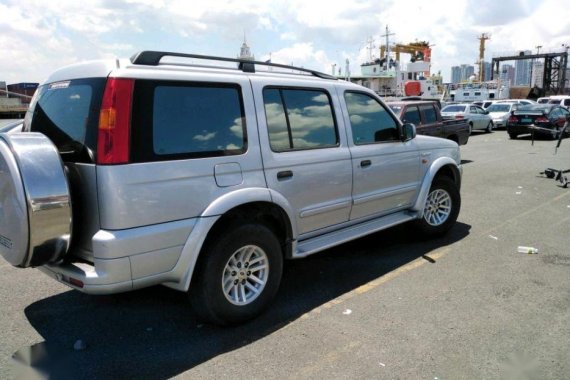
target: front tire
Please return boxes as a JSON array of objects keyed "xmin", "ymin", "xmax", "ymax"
[
  {"xmin": 508, "ymin": 132, "xmax": 518, "ymax": 139},
  {"xmin": 189, "ymin": 223, "xmax": 283, "ymax": 325},
  {"xmin": 414, "ymin": 177, "xmax": 460, "ymax": 237},
  {"xmin": 486, "ymin": 121, "xmax": 493, "ymax": 133}
]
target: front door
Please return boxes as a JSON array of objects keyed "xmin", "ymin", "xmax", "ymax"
[{"xmin": 341, "ymin": 90, "xmax": 421, "ymax": 221}]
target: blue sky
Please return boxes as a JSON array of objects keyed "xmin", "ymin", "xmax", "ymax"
[{"xmin": 1, "ymin": 0, "xmax": 569, "ymax": 84}]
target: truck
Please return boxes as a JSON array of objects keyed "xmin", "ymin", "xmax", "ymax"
[{"xmin": 387, "ymin": 100, "xmax": 470, "ymax": 145}]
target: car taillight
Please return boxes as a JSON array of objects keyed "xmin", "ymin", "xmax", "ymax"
[
  {"xmin": 455, "ymin": 115, "xmax": 464, "ymax": 119},
  {"xmin": 97, "ymin": 78, "xmax": 134, "ymax": 164},
  {"xmin": 535, "ymin": 116, "xmax": 548, "ymax": 123},
  {"xmin": 508, "ymin": 115, "xmax": 518, "ymax": 123}
]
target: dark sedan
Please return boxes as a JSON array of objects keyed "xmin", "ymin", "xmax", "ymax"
[{"xmin": 507, "ymin": 105, "xmax": 570, "ymax": 139}]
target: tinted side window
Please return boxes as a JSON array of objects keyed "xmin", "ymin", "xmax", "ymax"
[
  {"xmin": 263, "ymin": 88, "xmax": 338, "ymax": 152},
  {"xmin": 421, "ymin": 104, "xmax": 437, "ymax": 123},
  {"xmin": 564, "ymin": 99, "xmax": 570, "ymax": 106},
  {"xmin": 131, "ymin": 81, "xmax": 246, "ymax": 162},
  {"xmin": 403, "ymin": 106, "xmax": 421, "ymax": 125},
  {"xmin": 27, "ymin": 79, "xmax": 106, "ymax": 163},
  {"xmin": 344, "ymin": 92, "xmax": 399, "ymax": 144}
]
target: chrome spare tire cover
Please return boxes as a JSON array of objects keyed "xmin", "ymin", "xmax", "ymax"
[{"xmin": 0, "ymin": 132, "xmax": 71, "ymax": 267}]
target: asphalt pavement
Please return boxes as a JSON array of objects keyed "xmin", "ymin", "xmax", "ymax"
[{"xmin": 1, "ymin": 130, "xmax": 569, "ymax": 379}]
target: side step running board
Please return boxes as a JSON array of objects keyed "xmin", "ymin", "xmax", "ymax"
[{"xmin": 294, "ymin": 211, "xmax": 418, "ymax": 258}]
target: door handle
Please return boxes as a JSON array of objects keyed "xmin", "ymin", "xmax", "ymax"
[
  {"xmin": 360, "ymin": 160, "xmax": 371, "ymax": 167},
  {"xmin": 277, "ymin": 170, "xmax": 293, "ymax": 180}
]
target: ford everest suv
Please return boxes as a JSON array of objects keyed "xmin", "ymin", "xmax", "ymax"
[{"xmin": 0, "ymin": 51, "xmax": 462, "ymax": 325}]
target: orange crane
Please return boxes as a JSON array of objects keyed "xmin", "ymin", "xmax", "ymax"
[{"xmin": 380, "ymin": 41, "xmax": 432, "ymax": 75}]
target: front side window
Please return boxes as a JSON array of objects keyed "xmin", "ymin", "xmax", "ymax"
[
  {"xmin": 131, "ymin": 81, "xmax": 246, "ymax": 161},
  {"xmin": 344, "ymin": 92, "xmax": 399, "ymax": 144},
  {"xmin": 263, "ymin": 88, "xmax": 338, "ymax": 152}
]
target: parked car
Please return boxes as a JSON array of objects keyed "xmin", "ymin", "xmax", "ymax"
[
  {"xmin": 472, "ymin": 100, "xmax": 495, "ymax": 109},
  {"xmin": 0, "ymin": 51, "xmax": 462, "ymax": 325},
  {"xmin": 547, "ymin": 95, "xmax": 570, "ymax": 109},
  {"xmin": 440, "ymin": 103, "xmax": 494, "ymax": 134},
  {"xmin": 496, "ymin": 99, "xmax": 536, "ymax": 106},
  {"xmin": 387, "ymin": 100, "xmax": 469, "ymax": 145},
  {"xmin": 537, "ymin": 97, "xmax": 550, "ymax": 104},
  {"xmin": 507, "ymin": 104, "xmax": 570, "ymax": 139},
  {"xmin": 486, "ymin": 102, "xmax": 519, "ymax": 129}
]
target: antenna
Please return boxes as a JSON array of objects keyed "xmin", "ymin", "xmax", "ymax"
[
  {"xmin": 366, "ymin": 36, "xmax": 375, "ymax": 62},
  {"xmin": 381, "ymin": 26, "xmax": 395, "ymax": 70}
]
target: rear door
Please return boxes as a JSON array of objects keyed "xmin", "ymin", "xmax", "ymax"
[
  {"xmin": 251, "ymin": 77, "xmax": 353, "ymax": 236},
  {"xmin": 419, "ymin": 103, "xmax": 441, "ymax": 137},
  {"xmin": 340, "ymin": 90, "xmax": 420, "ymax": 221}
]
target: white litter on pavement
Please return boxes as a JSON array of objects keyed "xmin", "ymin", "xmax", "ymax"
[
  {"xmin": 342, "ymin": 309, "xmax": 352, "ymax": 315},
  {"xmin": 379, "ymin": 362, "xmax": 386, "ymax": 367},
  {"xmin": 489, "ymin": 235, "xmax": 498, "ymax": 240},
  {"xmin": 518, "ymin": 186, "xmax": 523, "ymax": 189},
  {"xmin": 516, "ymin": 191, "xmax": 522, "ymax": 195}
]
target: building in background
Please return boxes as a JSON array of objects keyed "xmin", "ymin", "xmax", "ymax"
[
  {"xmin": 238, "ymin": 36, "xmax": 254, "ymax": 61},
  {"xmin": 450, "ymin": 64, "xmax": 475, "ymax": 83},
  {"xmin": 483, "ymin": 61, "xmax": 492, "ymax": 81},
  {"xmin": 514, "ymin": 51, "xmax": 532, "ymax": 86},
  {"xmin": 500, "ymin": 64, "xmax": 515, "ymax": 86},
  {"xmin": 7, "ymin": 82, "xmax": 38, "ymax": 106},
  {"xmin": 531, "ymin": 61, "xmax": 544, "ymax": 88}
]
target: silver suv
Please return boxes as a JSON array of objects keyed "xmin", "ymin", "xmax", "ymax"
[{"xmin": 0, "ymin": 51, "xmax": 462, "ymax": 325}]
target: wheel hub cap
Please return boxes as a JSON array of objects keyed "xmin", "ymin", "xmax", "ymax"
[
  {"xmin": 222, "ymin": 245, "xmax": 269, "ymax": 306},
  {"xmin": 424, "ymin": 188, "xmax": 452, "ymax": 226}
]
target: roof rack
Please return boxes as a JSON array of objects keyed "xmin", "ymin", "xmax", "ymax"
[{"xmin": 129, "ymin": 51, "xmax": 337, "ymax": 80}]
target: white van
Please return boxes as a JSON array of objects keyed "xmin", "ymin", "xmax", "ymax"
[{"xmin": 548, "ymin": 95, "xmax": 570, "ymax": 109}]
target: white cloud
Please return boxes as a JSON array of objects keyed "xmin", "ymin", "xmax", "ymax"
[{"xmin": 0, "ymin": 0, "xmax": 568, "ymax": 85}]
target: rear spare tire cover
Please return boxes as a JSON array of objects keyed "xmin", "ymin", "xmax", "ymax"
[{"xmin": 0, "ymin": 132, "xmax": 71, "ymax": 267}]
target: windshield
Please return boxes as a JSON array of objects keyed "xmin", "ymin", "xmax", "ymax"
[
  {"xmin": 486, "ymin": 104, "xmax": 511, "ymax": 112},
  {"xmin": 388, "ymin": 105, "xmax": 402, "ymax": 115},
  {"xmin": 24, "ymin": 78, "xmax": 105, "ymax": 163},
  {"xmin": 441, "ymin": 105, "xmax": 466, "ymax": 113}
]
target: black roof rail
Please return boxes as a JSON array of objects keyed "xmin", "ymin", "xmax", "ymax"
[{"xmin": 129, "ymin": 51, "xmax": 337, "ymax": 80}]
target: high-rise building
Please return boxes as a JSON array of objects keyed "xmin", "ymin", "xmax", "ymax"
[
  {"xmin": 514, "ymin": 51, "xmax": 532, "ymax": 86},
  {"xmin": 451, "ymin": 66, "xmax": 462, "ymax": 84},
  {"xmin": 451, "ymin": 64, "xmax": 475, "ymax": 83},
  {"xmin": 500, "ymin": 64, "xmax": 515, "ymax": 86},
  {"xmin": 483, "ymin": 61, "xmax": 492, "ymax": 81},
  {"xmin": 531, "ymin": 61, "xmax": 544, "ymax": 88}
]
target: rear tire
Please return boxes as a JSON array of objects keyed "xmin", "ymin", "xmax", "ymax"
[
  {"xmin": 414, "ymin": 177, "xmax": 460, "ymax": 237},
  {"xmin": 468, "ymin": 123, "xmax": 473, "ymax": 135},
  {"xmin": 189, "ymin": 223, "xmax": 283, "ymax": 326}
]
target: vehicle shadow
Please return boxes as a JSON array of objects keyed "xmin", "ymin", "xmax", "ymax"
[{"xmin": 22, "ymin": 222, "xmax": 471, "ymax": 379}]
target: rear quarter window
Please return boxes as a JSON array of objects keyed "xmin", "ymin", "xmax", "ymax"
[
  {"xmin": 26, "ymin": 78, "xmax": 106, "ymax": 163},
  {"xmin": 131, "ymin": 81, "xmax": 246, "ymax": 162}
]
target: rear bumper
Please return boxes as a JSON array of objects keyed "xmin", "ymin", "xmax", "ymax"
[
  {"xmin": 39, "ymin": 257, "xmax": 133, "ymax": 295},
  {"xmin": 37, "ymin": 218, "xmax": 197, "ymax": 295},
  {"xmin": 507, "ymin": 124, "xmax": 557, "ymax": 136}
]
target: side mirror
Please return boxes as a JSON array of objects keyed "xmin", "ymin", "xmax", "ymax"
[{"xmin": 402, "ymin": 123, "xmax": 416, "ymax": 141}]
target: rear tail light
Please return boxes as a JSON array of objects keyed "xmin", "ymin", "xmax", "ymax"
[
  {"xmin": 97, "ymin": 78, "xmax": 134, "ymax": 164},
  {"xmin": 535, "ymin": 116, "xmax": 548, "ymax": 123},
  {"xmin": 508, "ymin": 115, "xmax": 518, "ymax": 123},
  {"xmin": 455, "ymin": 115, "xmax": 464, "ymax": 119}
]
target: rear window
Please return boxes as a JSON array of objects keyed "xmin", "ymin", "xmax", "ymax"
[
  {"xmin": 487, "ymin": 104, "xmax": 511, "ymax": 112},
  {"xmin": 442, "ymin": 105, "xmax": 466, "ymax": 113},
  {"xmin": 25, "ymin": 78, "xmax": 106, "ymax": 163}
]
